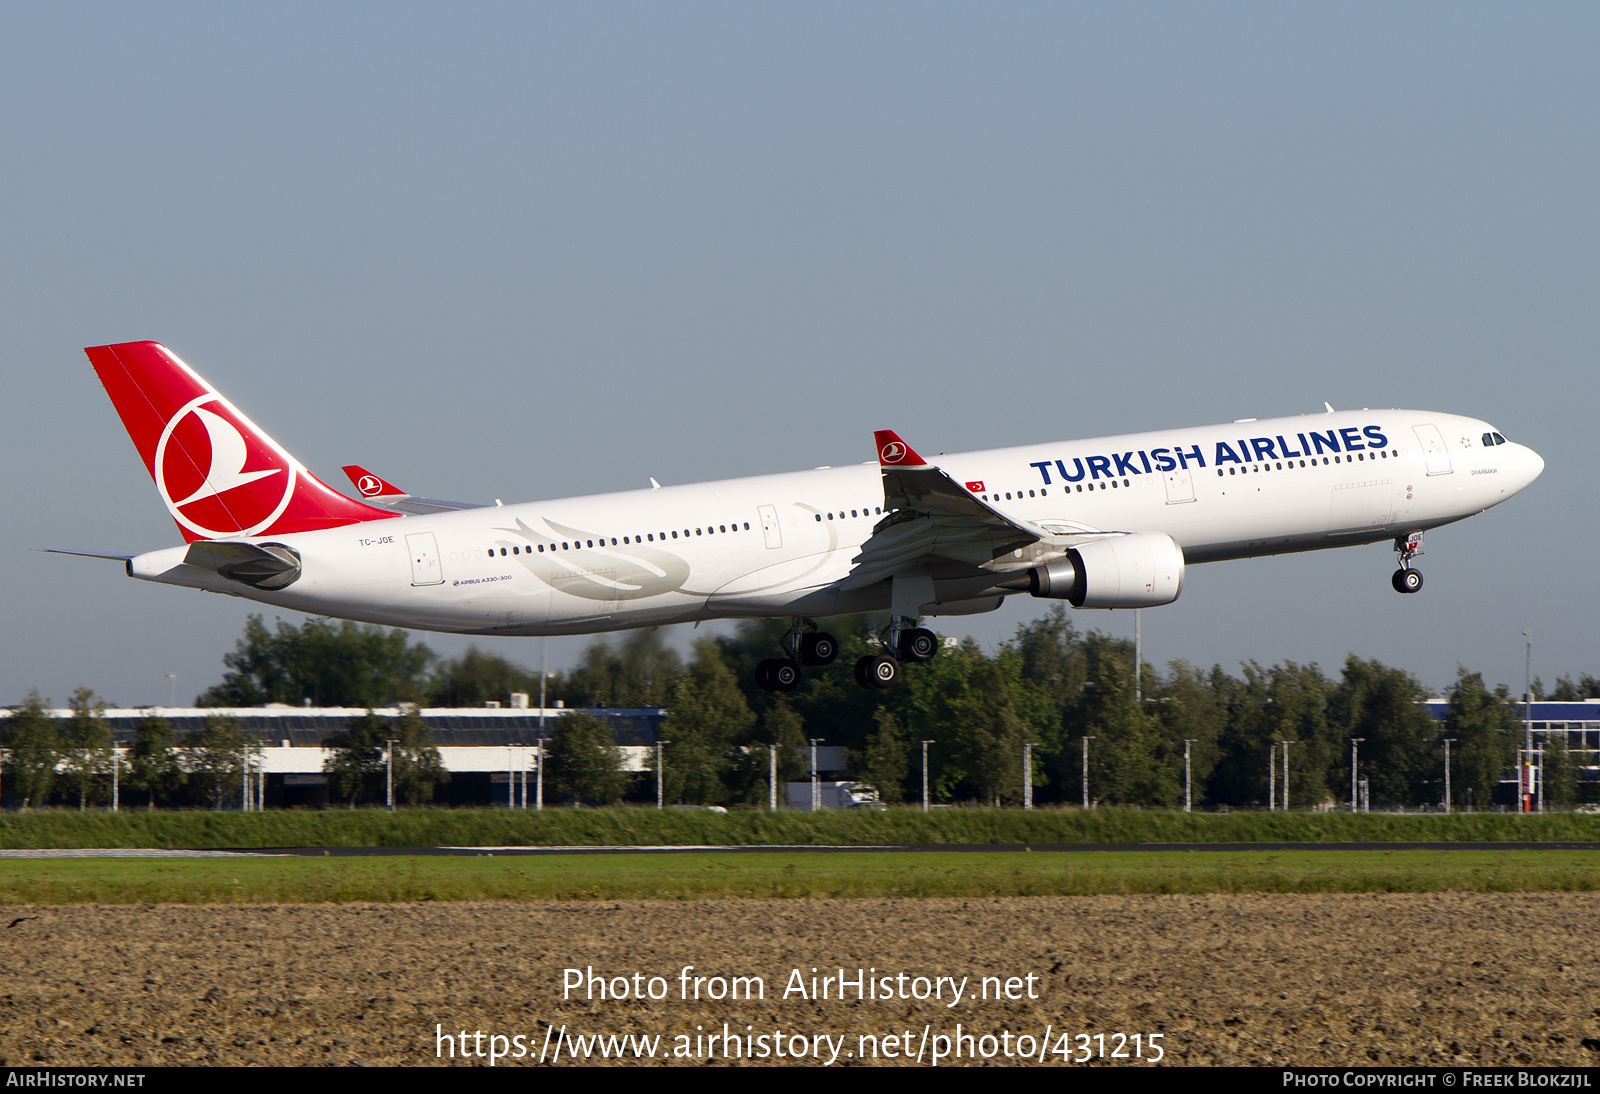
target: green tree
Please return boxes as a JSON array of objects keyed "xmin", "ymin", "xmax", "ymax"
[
  {"xmin": 543, "ymin": 712, "xmax": 627, "ymax": 805},
  {"xmin": 1149, "ymin": 662, "xmax": 1231, "ymax": 808},
  {"xmin": 656, "ymin": 641, "xmax": 755, "ymax": 804},
  {"xmin": 128, "ymin": 712, "xmax": 185, "ymax": 810},
  {"xmin": 200, "ymin": 615, "xmax": 435, "ymax": 708},
  {"xmin": 430, "ymin": 645, "xmax": 539, "ymax": 708},
  {"xmin": 1004, "ymin": 605, "xmax": 1088, "ymax": 717},
  {"xmin": 558, "ymin": 629, "xmax": 682, "ymax": 709},
  {"xmin": 1066, "ymin": 637, "xmax": 1172, "ymax": 805},
  {"xmin": 1210, "ymin": 662, "xmax": 1334, "ymax": 809},
  {"xmin": 1548, "ymin": 674, "xmax": 1600, "ymax": 701},
  {"xmin": 1541, "ymin": 731, "xmax": 1578, "ymax": 809},
  {"xmin": 59, "ymin": 687, "xmax": 112, "ymax": 810},
  {"xmin": 187, "ymin": 714, "xmax": 247, "ymax": 809},
  {"xmin": 390, "ymin": 709, "xmax": 449, "ymax": 804},
  {"xmin": 1326, "ymin": 657, "xmax": 1437, "ymax": 808},
  {"xmin": 965, "ymin": 662, "xmax": 1028, "ymax": 805},
  {"xmin": 852, "ymin": 708, "xmax": 909, "ymax": 804},
  {"xmin": 1442, "ymin": 670, "xmax": 1519, "ymax": 811},
  {"xmin": 4, "ymin": 691, "xmax": 58, "ymax": 808},
  {"xmin": 893, "ymin": 636, "xmax": 991, "ymax": 802},
  {"xmin": 323, "ymin": 711, "xmax": 390, "ymax": 806},
  {"xmin": 728, "ymin": 699, "xmax": 809, "ymax": 806}
]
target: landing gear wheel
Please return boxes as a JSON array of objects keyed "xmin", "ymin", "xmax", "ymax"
[
  {"xmin": 898, "ymin": 628, "xmax": 938, "ymax": 663},
  {"xmin": 854, "ymin": 654, "xmax": 901, "ymax": 690},
  {"xmin": 798, "ymin": 631, "xmax": 838, "ymax": 667},
  {"xmin": 757, "ymin": 657, "xmax": 801, "ymax": 692},
  {"xmin": 1391, "ymin": 568, "xmax": 1423, "ymax": 594},
  {"xmin": 771, "ymin": 658, "xmax": 801, "ymax": 691}
]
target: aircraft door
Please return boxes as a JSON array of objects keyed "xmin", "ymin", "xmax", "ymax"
[
  {"xmin": 1163, "ymin": 468, "xmax": 1196, "ymax": 504},
  {"xmin": 1413, "ymin": 424, "xmax": 1453, "ymax": 476},
  {"xmin": 406, "ymin": 532, "xmax": 444, "ymax": 586},
  {"xmin": 758, "ymin": 504, "xmax": 782, "ymax": 549}
]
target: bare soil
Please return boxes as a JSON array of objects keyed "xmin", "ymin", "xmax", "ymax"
[{"xmin": 1, "ymin": 894, "xmax": 1597, "ymax": 1066}]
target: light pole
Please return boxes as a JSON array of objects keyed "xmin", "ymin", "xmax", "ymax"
[
  {"xmin": 809, "ymin": 739, "xmax": 825, "ymax": 812},
  {"xmin": 387, "ymin": 740, "xmax": 397, "ymax": 811},
  {"xmin": 111, "ymin": 744, "xmax": 120, "ymax": 813},
  {"xmin": 1081, "ymin": 736, "xmax": 1094, "ymax": 809},
  {"xmin": 1281, "ymin": 741, "xmax": 1294, "ymax": 812},
  {"xmin": 1350, "ymin": 738, "xmax": 1365, "ymax": 813},
  {"xmin": 1524, "ymin": 627, "xmax": 1533, "ymax": 814},
  {"xmin": 1183, "ymin": 739, "xmax": 1195, "ymax": 813},
  {"xmin": 921, "ymin": 740, "xmax": 935, "ymax": 812},
  {"xmin": 1023, "ymin": 742, "xmax": 1036, "ymax": 810},
  {"xmin": 535, "ymin": 743, "xmax": 543, "ymax": 811},
  {"xmin": 165, "ymin": 673, "xmax": 177, "ymax": 708},
  {"xmin": 1442, "ymin": 738, "xmax": 1455, "ymax": 813},
  {"xmin": 1269, "ymin": 742, "xmax": 1277, "ymax": 812},
  {"xmin": 768, "ymin": 743, "xmax": 778, "ymax": 811},
  {"xmin": 1133, "ymin": 609, "xmax": 1142, "ymax": 705},
  {"xmin": 655, "ymin": 740, "xmax": 669, "ymax": 808}
]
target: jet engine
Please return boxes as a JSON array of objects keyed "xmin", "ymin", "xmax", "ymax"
[{"xmin": 1005, "ymin": 532, "xmax": 1185, "ymax": 608}]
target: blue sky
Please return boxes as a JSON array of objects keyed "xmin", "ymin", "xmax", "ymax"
[{"xmin": 3, "ymin": 3, "xmax": 1595, "ymax": 705}]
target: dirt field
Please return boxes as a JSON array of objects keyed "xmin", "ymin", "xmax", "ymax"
[{"xmin": 1, "ymin": 893, "xmax": 1597, "ymax": 1066}]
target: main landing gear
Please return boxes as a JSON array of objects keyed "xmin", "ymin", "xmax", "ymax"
[
  {"xmin": 755, "ymin": 618, "xmax": 839, "ymax": 693},
  {"xmin": 754, "ymin": 616, "xmax": 940, "ymax": 692},
  {"xmin": 1391, "ymin": 532, "xmax": 1424, "ymax": 594},
  {"xmin": 852, "ymin": 616, "xmax": 937, "ymax": 691}
]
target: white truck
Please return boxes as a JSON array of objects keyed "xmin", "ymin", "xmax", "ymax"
[{"xmin": 784, "ymin": 781, "xmax": 884, "ymax": 810}]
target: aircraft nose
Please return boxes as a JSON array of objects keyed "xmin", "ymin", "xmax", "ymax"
[{"xmin": 1518, "ymin": 444, "xmax": 1544, "ymax": 489}]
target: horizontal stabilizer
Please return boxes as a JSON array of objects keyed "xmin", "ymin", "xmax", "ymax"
[{"xmin": 42, "ymin": 548, "xmax": 135, "ymax": 562}]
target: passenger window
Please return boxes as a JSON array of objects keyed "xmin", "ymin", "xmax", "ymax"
[
  {"xmin": 671, "ymin": 531, "xmax": 678, "ymax": 539},
  {"xmin": 720, "ymin": 525, "xmax": 726, "ymax": 533}
]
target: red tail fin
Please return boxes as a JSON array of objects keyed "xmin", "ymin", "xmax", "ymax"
[{"xmin": 85, "ymin": 341, "xmax": 400, "ymax": 542}]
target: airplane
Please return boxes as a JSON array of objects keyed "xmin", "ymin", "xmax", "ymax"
[{"xmin": 65, "ymin": 341, "xmax": 1544, "ymax": 692}]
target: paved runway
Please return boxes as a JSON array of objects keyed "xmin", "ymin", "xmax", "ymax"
[{"xmin": 6, "ymin": 842, "xmax": 1596, "ymax": 857}]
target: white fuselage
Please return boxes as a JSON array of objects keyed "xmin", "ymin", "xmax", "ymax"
[{"xmin": 128, "ymin": 409, "xmax": 1543, "ymax": 635}]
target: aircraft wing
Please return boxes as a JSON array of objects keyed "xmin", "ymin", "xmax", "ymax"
[
  {"xmin": 841, "ymin": 430, "xmax": 1065, "ymax": 590},
  {"xmin": 341, "ymin": 465, "xmax": 488, "ymax": 515}
]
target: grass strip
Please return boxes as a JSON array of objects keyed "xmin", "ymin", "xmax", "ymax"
[
  {"xmin": 0, "ymin": 849, "xmax": 1597, "ymax": 903},
  {"xmin": 1, "ymin": 806, "xmax": 1598, "ymax": 850}
]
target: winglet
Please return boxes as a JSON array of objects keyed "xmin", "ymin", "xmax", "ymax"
[
  {"xmin": 873, "ymin": 429, "xmax": 930, "ymax": 468},
  {"xmin": 342, "ymin": 464, "xmax": 408, "ymax": 501}
]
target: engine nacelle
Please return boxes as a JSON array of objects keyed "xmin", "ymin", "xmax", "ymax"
[{"xmin": 1014, "ymin": 532, "xmax": 1185, "ymax": 608}]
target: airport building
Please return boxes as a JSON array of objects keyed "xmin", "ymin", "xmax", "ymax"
[{"xmin": 0, "ymin": 702, "xmax": 849, "ymax": 807}]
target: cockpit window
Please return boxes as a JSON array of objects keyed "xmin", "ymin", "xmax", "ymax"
[
  {"xmin": 1482, "ymin": 432, "xmax": 1494, "ymax": 447},
  {"xmin": 1492, "ymin": 432, "xmax": 1506, "ymax": 445}
]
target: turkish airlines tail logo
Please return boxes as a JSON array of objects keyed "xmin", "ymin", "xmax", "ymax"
[{"xmin": 86, "ymin": 342, "xmax": 399, "ymax": 542}]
